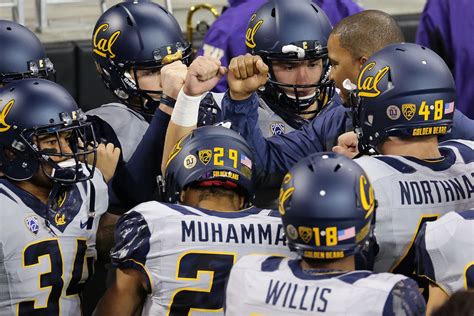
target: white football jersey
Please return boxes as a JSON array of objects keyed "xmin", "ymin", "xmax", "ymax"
[
  {"xmin": 355, "ymin": 140, "xmax": 474, "ymax": 274},
  {"xmin": 225, "ymin": 255, "xmax": 426, "ymax": 316},
  {"xmin": 111, "ymin": 203, "xmax": 293, "ymax": 315},
  {"xmin": 415, "ymin": 210, "xmax": 474, "ymax": 294},
  {"xmin": 0, "ymin": 171, "xmax": 108, "ymax": 315}
]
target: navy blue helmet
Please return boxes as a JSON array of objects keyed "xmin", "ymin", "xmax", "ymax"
[
  {"xmin": 352, "ymin": 43, "xmax": 455, "ymax": 153},
  {"xmin": 164, "ymin": 125, "xmax": 255, "ymax": 205},
  {"xmin": 0, "ymin": 79, "xmax": 97, "ymax": 184},
  {"xmin": 92, "ymin": 0, "xmax": 191, "ymax": 116},
  {"xmin": 246, "ymin": 0, "xmax": 334, "ymax": 125},
  {"xmin": 279, "ymin": 152, "xmax": 376, "ymax": 259},
  {"xmin": 0, "ymin": 20, "xmax": 55, "ymax": 84}
]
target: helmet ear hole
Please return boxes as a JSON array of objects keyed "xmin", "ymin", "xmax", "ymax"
[{"xmin": 3, "ymin": 147, "xmax": 17, "ymax": 161}]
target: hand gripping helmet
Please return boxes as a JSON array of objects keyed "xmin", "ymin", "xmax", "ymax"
[
  {"xmin": 0, "ymin": 20, "xmax": 55, "ymax": 84},
  {"xmin": 246, "ymin": 0, "xmax": 334, "ymax": 126},
  {"xmin": 279, "ymin": 152, "xmax": 376, "ymax": 259},
  {"xmin": 92, "ymin": 0, "xmax": 191, "ymax": 116},
  {"xmin": 352, "ymin": 43, "xmax": 456, "ymax": 153},
  {"xmin": 0, "ymin": 79, "xmax": 97, "ymax": 184},
  {"xmin": 164, "ymin": 125, "xmax": 255, "ymax": 205}
]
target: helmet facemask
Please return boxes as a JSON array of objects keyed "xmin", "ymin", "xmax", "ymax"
[
  {"xmin": 10, "ymin": 109, "xmax": 98, "ymax": 185},
  {"xmin": 0, "ymin": 57, "xmax": 56, "ymax": 84},
  {"xmin": 98, "ymin": 42, "xmax": 191, "ymax": 119},
  {"xmin": 260, "ymin": 42, "xmax": 335, "ymax": 121}
]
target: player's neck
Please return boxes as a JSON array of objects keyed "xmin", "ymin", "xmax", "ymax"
[
  {"xmin": 378, "ymin": 136, "xmax": 442, "ymax": 159},
  {"xmin": 13, "ymin": 180, "xmax": 50, "ymax": 205},
  {"xmin": 299, "ymin": 100, "xmax": 318, "ymax": 120},
  {"xmin": 195, "ymin": 198, "xmax": 242, "ymax": 212},
  {"xmin": 300, "ymin": 256, "xmax": 355, "ymax": 272}
]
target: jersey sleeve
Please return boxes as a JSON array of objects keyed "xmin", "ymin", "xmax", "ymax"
[
  {"xmin": 383, "ymin": 277, "xmax": 427, "ymax": 316},
  {"xmin": 221, "ymin": 92, "xmax": 350, "ymax": 175},
  {"xmin": 111, "ymin": 210, "xmax": 153, "ymax": 289},
  {"xmin": 414, "ymin": 223, "xmax": 437, "ymax": 284},
  {"xmin": 111, "ymin": 108, "xmax": 170, "ymax": 208}
]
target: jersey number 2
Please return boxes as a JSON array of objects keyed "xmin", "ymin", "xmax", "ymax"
[{"xmin": 168, "ymin": 252, "xmax": 236, "ymax": 315}]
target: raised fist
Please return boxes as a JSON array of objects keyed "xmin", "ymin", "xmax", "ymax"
[
  {"xmin": 332, "ymin": 131, "xmax": 359, "ymax": 159},
  {"xmin": 161, "ymin": 61, "xmax": 188, "ymax": 99},
  {"xmin": 183, "ymin": 56, "xmax": 227, "ymax": 97},
  {"xmin": 228, "ymin": 54, "xmax": 269, "ymax": 100}
]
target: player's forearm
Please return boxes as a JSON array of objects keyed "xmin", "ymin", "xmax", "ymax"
[
  {"xmin": 112, "ymin": 107, "xmax": 171, "ymax": 206},
  {"xmin": 95, "ymin": 268, "xmax": 147, "ymax": 316},
  {"xmin": 96, "ymin": 212, "xmax": 119, "ymax": 261},
  {"xmin": 95, "ymin": 285, "xmax": 142, "ymax": 316},
  {"xmin": 162, "ymin": 88, "xmax": 203, "ymax": 173}
]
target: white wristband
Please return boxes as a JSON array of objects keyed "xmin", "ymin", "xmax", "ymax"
[{"xmin": 170, "ymin": 88, "xmax": 205, "ymax": 127}]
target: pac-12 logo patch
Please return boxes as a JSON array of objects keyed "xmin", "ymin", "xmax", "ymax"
[
  {"xmin": 25, "ymin": 215, "xmax": 39, "ymax": 235},
  {"xmin": 270, "ymin": 122, "xmax": 285, "ymax": 135}
]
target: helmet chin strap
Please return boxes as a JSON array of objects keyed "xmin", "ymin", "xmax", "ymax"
[
  {"xmin": 285, "ymin": 91, "xmax": 317, "ymax": 104},
  {"xmin": 48, "ymin": 158, "xmax": 83, "ymax": 183}
]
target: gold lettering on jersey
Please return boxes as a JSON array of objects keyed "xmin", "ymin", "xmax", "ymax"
[
  {"xmin": 245, "ymin": 14, "xmax": 263, "ymax": 49},
  {"xmin": 357, "ymin": 62, "xmax": 389, "ymax": 98},
  {"xmin": 298, "ymin": 226, "xmax": 313, "ymax": 244},
  {"xmin": 55, "ymin": 213, "xmax": 66, "ymax": 226},
  {"xmin": 0, "ymin": 99, "xmax": 14, "ymax": 132},
  {"xmin": 212, "ymin": 170, "xmax": 239, "ymax": 180},
  {"xmin": 402, "ymin": 103, "xmax": 416, "ymax": 121},
  {"xmin": 303, "ymin": 250, "xmax": 344, "ymax": 259},
  {"xmin": 93, "ymin": 23, "xmax": 121, "ymax": 58},
  {"xmin": 278, "ymin": 186, "xmax": 294, "ymax": 216},
  {"xmin": 359, "ymin": 175, "xmax": 375, "ymax": 219}
]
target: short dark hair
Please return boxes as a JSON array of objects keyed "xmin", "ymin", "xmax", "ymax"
[
  {"xmin": 432, "ymin": 290, "xmax": 474, "ymax": 316},
  {"xmin": 331, "ymin": 10, "xmax": 404, "ymax": 59}
]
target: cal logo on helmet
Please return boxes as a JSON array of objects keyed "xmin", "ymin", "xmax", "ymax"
[
  {"xmin": 0, "ymin": 99, "xmax": 14, "ymax": 132},
  {"xmin": 359, "ymin": 175, "xmax": 375, "ymax": 219},
  {"xmin": 357, "ymin": 62, "xmax": 389, "ymax": 98},
  {"xmin": 93, "ymin": 23, "xmax": 121, "ymax": 58},
  {"xmin": 245, "ymin": 14, "xmax": 263, "ymax": 49}
]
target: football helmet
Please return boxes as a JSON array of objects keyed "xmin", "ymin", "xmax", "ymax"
[
  {"xmin": 0, "ymin": 20, "xmax": 55, "ymax": 84},
  {"xmin": 352, "ymin": 43, "xmax": 455, "ymax": 153},
  {"xmin": 279, "ymin": 152, "xmax": 376, "ymax": 259},
  {"xmin": 164, "ymin": 125, "xmax": 255, "ymax": 205},
  {"xmin": 92, "ymin": 0, "xmax": 191, "ymax": 117},
  {"xmin": 0, "ymin": 79, "xmax": 97, "ymax": 184},
  {"xmin": 246, "ymin": 0, "xmax": 334, "ymax": 126}
]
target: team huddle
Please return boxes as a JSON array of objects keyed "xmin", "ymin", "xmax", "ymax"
[{"xmin": 0, "ymin": 0, "xmax": 473, "ymax": 315}]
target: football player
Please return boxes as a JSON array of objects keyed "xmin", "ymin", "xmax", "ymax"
[
  {"xmin": 90, "ymin": 0, "xmax": 224, "ymax": 208},
  {"xmin": 0, "ymin": 79, "xmax": 112, "ymax": 314},
  {"xmin": 415, "ymin": 210, "xmax": 474, "ymax": 314},
  {"xmin": 95, "ymin": 126, "xmax": 292, "ymax": 315},
  {"xmin": 217, "ymin": 10, "xmax": 473, "ymax": 207},
  {"xmin": 350, "ymin": 43, "xmax": 474, "ymax": 281},
  {"xmin": 225, "ymin": 152, "xmax": 426, "ymax": 315},
  {"xmin": 163, "ymin": 0, "xmax": 337, "ymax": 207}
]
